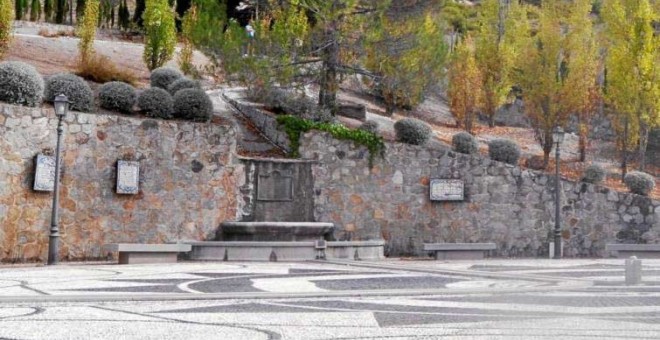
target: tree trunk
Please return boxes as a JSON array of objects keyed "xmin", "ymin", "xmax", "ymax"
[
  {"xmin": 638, "ymin": 120, "xmax": 649, "ymax": 172},
  {"xmin": 542, "ymin": 133, "xmax": 553, "ymax": 168},
  {"xmin": 621, "ymin": 118, "xmax": 629, "ymax": 182},
  {"xmin": 578, "ymin": 114, "xmax": 587, "ymax": 162},
  {"xmin": 55, "ymin": 0, "xmax": 65, "ymax": 23},
  {"xmin": 318, "ymin": 25, "xmax": 339, "ymax": 115}
]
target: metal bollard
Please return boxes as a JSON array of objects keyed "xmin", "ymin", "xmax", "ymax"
[{"xmin": 625, "ymin": 256, "xmax": 642, "ymax": 285}]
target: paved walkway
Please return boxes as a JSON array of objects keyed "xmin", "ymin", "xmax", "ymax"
[{"xmin": 1, "ymin": 259, "xmax": 659, "ymax": 339}]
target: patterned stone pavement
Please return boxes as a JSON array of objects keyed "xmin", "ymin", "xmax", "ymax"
[{"xmin": 0, "ymin": 259, "xmax": 659, "ymax": 339}]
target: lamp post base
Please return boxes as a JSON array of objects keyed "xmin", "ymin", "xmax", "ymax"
[{"xmin": 549, "ymin": 241, "xmax": 563, "ymax": 259}]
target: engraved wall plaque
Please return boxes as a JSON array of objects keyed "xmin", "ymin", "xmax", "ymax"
[
  {"xmin": 117, "ymin": 160, "xmax": 140, "ymax": 194},
  {"xmin": 34, "ymin": 154, "xmax": 56, "ymax": 192},
  {"xmin": 257, "ymin": 170, "xmax": 293, "ymax": 201},
  {"xmin": 430, "ymin": 179, "xmax": 464, "ymax": 201}
]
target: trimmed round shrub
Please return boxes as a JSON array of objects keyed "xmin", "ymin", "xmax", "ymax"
[
  {"xmin": 488, "ymin": 138, "xmax": 521, "ymax": 165},
  {"xmin": 98, "ymin": 81, "xmax": 137, "ymax": 114},
  {"xmin": 624, "ymin": 171, "xmax": 656, "ymax": 196},
  {"xmin": 0, "ymin": 61, "xmax": 44, "ymax": 107},
  {"xmin": 358, "ymin": 120, "xmax": 379, "ymax": 134},
  {"xmin": 137, "ymin": 87, "xmax": 173, "ymax": 119},
  {"xmin": 44, "ymin": 73, "xmax": 94, "ymax": 112},
  {"xmin": 150, "ymin": 67, "xmax": 183, "ymax": 90},
  {"xmin": 582, "ymin": 164, "xmax": 606, "ymax": 184},
  {"xmin": 167, "ymin": 78, "xmax": 200, "ymax": 95},
  {"xmin": 173, "ymin": 88, "xmax": 213, "ymax": 122},
  {"xmin": 452, "ymin": 132, "xmax": 478, "ymax": 154},
  {"xmin": 394, "ymin": 118, "xmax": 432, "ymax": 145}
]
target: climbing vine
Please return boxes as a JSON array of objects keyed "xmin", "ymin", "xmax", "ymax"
[{"xmin": 276, "ymin": 115, "xmax": 385, "ymax": 167}]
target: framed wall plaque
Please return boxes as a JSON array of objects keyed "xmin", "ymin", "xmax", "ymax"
[
  {"xmin": 430, "ymin": 179, "xmax": 464, "ymax": 201},
  {"xmin": 257, "ymin": 170, "xmax": 294, "ymax": 201},
  {"xmin": 34, "ymin": 154, "xmax": 56, "ymax": 192},
  {"xmin": 117, "ymin": 160, "xmax": 140, "ymax": 194}
]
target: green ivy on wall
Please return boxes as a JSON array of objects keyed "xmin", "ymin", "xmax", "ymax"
[{"xmin": 276, "ymin": 115, "xmax": 385, "ymax": 167}]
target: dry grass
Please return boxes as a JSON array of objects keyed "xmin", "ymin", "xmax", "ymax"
[
  {"xmin": 76, "ymin": 54, "xmax": 137, "ymax": 85},
  {"xmin": 37, "ymin": 28, "xmax": 76, "ymax": 38}
]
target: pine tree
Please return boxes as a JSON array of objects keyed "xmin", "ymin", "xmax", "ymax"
[
  {"xmin": 364, "ymin": 2, "xmax": 448, "ymax": 116},
  {"xmin": 603, "ymin": 0, "xmax": 659, "ymax": 174},
  {"xmin": 143, "ymin": 0, "xmax": 176, "ymax": 70}
]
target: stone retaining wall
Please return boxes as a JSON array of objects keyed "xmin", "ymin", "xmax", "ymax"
[
  {"xmin": 300, "ymin": 132, "xmax": 660, "ymax": 257},
  {"xmin": 0, "ymin": 104, "xmax": 242, "ymax": 262}
]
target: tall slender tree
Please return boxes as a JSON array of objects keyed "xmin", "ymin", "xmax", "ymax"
[
  {"xmin": 0, "ymin": 0, "xmax": 13, "ymax": 58},
  {"xmin": 44, "ymin": 0, "xmax": 54, "ymax": 22},
  {"xmin": 364, "ymin": 1, "xmax": 447, "ymax": 116},
  {"xmin": 474, "ymin": 0, "xmax": 526, "ymax": 127},
  {"xmin": 448, "ymin": 35, "xmax": 482, "ymax": 134},
  {"xmin": 29, "ymin": 0, "xmax": 41, "ymax": 21},
  {"xmin": 56, "ymin": 0, "xmax": 66, "ymax": 23},
  {"xmin": 515, "ymin": 0, "xmax": 597, "ymax": 167},
  {"xmin": 77, "ymin": 0, "xmax": 98, "ymax": 63},
  {"xmin": 133, "ymin": 0, "xmax": 145, "ymax": 27},
  {"xmin": 143, "ymin": 0, "xmax": 176, "ymax": 70},
  {"xmin": 602, "ymin": 0, "xmax": 659, "ymax": 174}
]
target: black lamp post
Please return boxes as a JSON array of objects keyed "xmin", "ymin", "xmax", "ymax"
[
  {"xmin": 47, "ymin": 94, "xmax": 69, "ymax": 265},
  {"xmin": 552, "ymin": 126, "xmax": 565, "ymax": 259}
]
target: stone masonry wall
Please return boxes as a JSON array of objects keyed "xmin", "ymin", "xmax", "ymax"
[
  {"xmin": 0, "ymin": 104, "xmax": 242, "ymax": 262},
  {"xmin": 301, "ymin": 132, "xmax": 660, "ymax": 257}
]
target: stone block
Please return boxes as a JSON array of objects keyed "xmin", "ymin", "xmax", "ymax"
[
  {"xmin": 625, "ymin": 256, "xmax": 642, "ymax": 285},
  {"xmin": 337, "ymin": 103, "xmax": 366, "ymax": 121}
]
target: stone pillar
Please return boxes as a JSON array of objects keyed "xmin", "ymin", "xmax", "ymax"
[{"xmin": 625, "ymin": 256, "xmax": 642, "ymax": 285}]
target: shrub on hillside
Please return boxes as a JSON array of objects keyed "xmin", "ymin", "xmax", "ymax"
[
  {"xmin": 452, "ymin": 132, "xmax": 478, "ymax": 154},
  {"xmin": 44, "ymin": 73, "xmax": 94, "ymax": 112},
  {"xmin": 0, "ymin": 61, "xmax": 44, "ymax": 107},
  {"xmin": 137, "ymin": 87, "xmax": 173, "ymax": 119},
  {"xmin": 359, "ymin": 120, "xmax": 379, "ymax": 134},
  {"xmin": 77, "ymin": 54, "xmax": 137, "ymax": 85},
  {"xmin": 150, "ymin": 67, "xmax": 183, "ymax": 89},
  {"xmin": 249, "ymin": 86, "xmax": 333, "ymax": 123},
  {"xmin": 173, "ymin": 88, "xmax": 213, "ymax": 122},
  {"xmin": 624, "ymin": 171, "xmax": 655, "ymax": 196},
  {"xmin": 488, "ymin": 138, "xmax": 520, "ymax": 165},
  {"xmin": 98, "ymin": 81, "xmax": 137, "ymax": 114},
  {"xmin": 394, "ymin": 118, "xmax": 432, "ymax": 145},
  {"xmin": 582, "ymin": 164, "xmax": 605, "ymax": 184},
  {"xmin": 167, "ymin": 78, "xmax": 200, "ymax": 95}
]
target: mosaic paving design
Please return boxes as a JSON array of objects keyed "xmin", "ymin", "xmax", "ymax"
[{"xmin": 0, "ymin": 259, "xmax": 659, "ymax": 339}]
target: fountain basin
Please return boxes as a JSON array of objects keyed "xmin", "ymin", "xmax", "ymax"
[{"xmin": 219, "ymin": 221, "xmax": 335, "ymax": 242}]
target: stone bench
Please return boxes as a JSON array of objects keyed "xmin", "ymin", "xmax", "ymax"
[
  {"xmin": 606, "ymin": 244, "xmax": 660, "ymax": 259},
  {"xmin": 424, "ymin": 243, "xmax": 496, "ymax": 260},
  {"xmin": 104, "ymin": 243, "xmax": 192, "ymax": 264}
]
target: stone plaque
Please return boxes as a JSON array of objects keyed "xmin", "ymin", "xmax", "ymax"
[
  {"xmin": 430, "ymin": 179, "xmax": 464, "ymax": 201},
  {"xmin": 257, "ymin": 170, "xmax": 293, "ymax": 201},
  {"xmin": 117, "ymin": 160, "xmax": 140, "ymax": 194},
  {"xmin": 34, "ymin": 154, "xmax": 56, "ymax": 192}
]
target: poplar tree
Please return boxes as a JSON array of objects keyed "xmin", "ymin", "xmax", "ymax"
[
  {"xmin": 55, "ymin": 0, "xmax": 65, "ymax": 23},
  {"xmin": 448, "ymin": 35, "xmax": 482, "ymax": 134},
  {"xmin": 515, "ymin": 0, "xmax": 596, "ymax": 167},
  {"xmin": 178, "ymin": 4, "xmax": 196, "ymax": 75},
  {"xmin": 602, "ymin": 0, "xmax": 659, "ymax": 174},
  {"xmin": 29, "ymin": 0, "xmax": 40, "ymax": 21},
  {"xmin": 15, "ymin": 0, "xmax": 25, "ymax": 20},
  {"xmin": 44, "ymin": 0, "xmax": 53, "ymax": 22},
  {"xmin": 0, "ymin": 0, "xmax": 13, "ymax": 58},
  {"xmin": 77, "ymin": 0, "xmax": 98, "ymax": 63},
  {"xmin": 142, "ymin": 0, "xmax": 176, "ymax": 70},
  {"xmin": 133, "ymin": 0, "xmax": 145, "ymax": 27},
  {"xmin": 562, "ymin": 0, "xmax": 601, "ymax": 162},
  {"xmin": 474, "ymin": 0, "xmax": 526, "ymax": 127}
]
